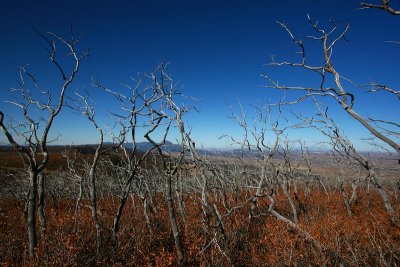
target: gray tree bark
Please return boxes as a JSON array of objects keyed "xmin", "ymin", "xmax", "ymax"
[
  {"xmin": 38, "ymin": 173, "xmax": 46, "ymax": 234},
  {"xmin": 88, "ymin": 163, "xmax": 103, "ymax": 256},
  {"xmin": 165, "ymin": 173, "xmax": 186, "ymax": 262},
  {"xmin": 27, "ymin": 171, "xmax": 38, "ymax": 258}
]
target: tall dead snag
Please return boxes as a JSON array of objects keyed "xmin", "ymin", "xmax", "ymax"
[
  {"xmin": 95, "ymin": 78, "xmax": 157, "ymax": 254},
  {"xmin": 265, "ymin": 15, "xmax": 399, "ymax": 160},
  {"xmin": 0, "ymin": 31, "xmax": 87, "ymax": 258},
  {"xmin": 95, "ymin": 63, "xmax": 191, "ymax": 258},
  {"xmin": 265, "ymin": 15, "xmax": 398, "ymax": 223},
  {"xmin": 37, "ymin": 173, "xmax": 46, "ymax": 234},
  {"xmin": 145, "ymin": 63, "xmax": 195, "ymax": 263},
  {"xmin": 67, "ymin": 92, "xmax": 126, "ymax": 256}
]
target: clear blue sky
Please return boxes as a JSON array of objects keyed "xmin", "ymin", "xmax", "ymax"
[{"xmin": 0, "ymin": 0, "xmax": 399, "ymax": 151}]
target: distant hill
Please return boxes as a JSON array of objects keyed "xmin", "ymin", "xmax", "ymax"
[
  {"xmin": 1, "ymin": 143, "xmax": 396, "ymax": 162},
  {"xmin": 0, "ymin": 141, "xmax": 182, "ymax": 154}
]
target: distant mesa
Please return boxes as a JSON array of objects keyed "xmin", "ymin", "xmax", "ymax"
[
  {"xmin": 121, "ymin": 141, "xmax": 182, "ymax": 152},
  {"xmin": 0, "ymin": 141, "xmax": 182, "ymax": 153}
]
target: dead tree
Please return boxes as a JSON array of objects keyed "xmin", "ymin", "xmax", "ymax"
[
  {"xmin": 94, "ymin": 63, "xmax": 189, "ymax": 255},
  {"xmin": 223, "ymin": 100, "xmax": 305, "ymax": 223},
  {"xmin": 134, "ymin": 170, "xmax": 157, "ymax": 235},
  {"xmin": 182, "ymin": 133, "xmax": 231, "ymax": 263},
  {"xmin": 278, "ymin": 138, "xmax": 304, "ymax": 223},
  {"xmin": 37, "ymin": 173, "xmax": 46, "ymax": 234},
  {"xmin": 332, "ymin": 154, "xmax": 362, "ymax": 217},
  {"xmin": 305, "ymin": 101, "xmax": 397, "ymax": 223},
  {"xmin": 139, "ymin": 80, "xmax": 233, "ymax": 263},
  {"xmin": 265, "ymin": 15, "xmax": 400, "ymax": 161},
  {"xmin": 218, "ymin": 100, "xmax": 347, "ymax": 263},
  {"xmin": 0, "ymin": 31, "xmax": 87, "ymax": 258},
  {"xmin": 146, "ymin": 64, "xmax": 200, "ymax": 263},
  {"xmin": 67, "ymin": 91, "xmax": 126, "ymax": 256}
]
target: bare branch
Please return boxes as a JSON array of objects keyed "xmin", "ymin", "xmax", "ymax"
[
  {"xmin": 360, "ymin": 1, "xmax": 400, "ymax": 15},
  {"xmin": 265, "ymin": 16, "xmax": 400, "ymax": 157}
]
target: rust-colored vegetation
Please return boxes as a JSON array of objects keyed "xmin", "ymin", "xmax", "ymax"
[{"xmin": 1, "ymin": 188, "xmax": 399, "ymax": 266}]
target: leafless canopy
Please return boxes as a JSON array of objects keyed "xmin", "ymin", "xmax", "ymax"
[
  {"xmin": 265, "ymin": 15, "xmax": 400, "ymax": 157},
  {"xmin": 0, "ymin": 30, "xmax": 88, "ymax": 258}
]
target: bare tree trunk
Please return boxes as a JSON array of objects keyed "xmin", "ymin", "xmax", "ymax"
[
  {"xmin": 0, "ymin": 32, "xmax": 86, "ymax": 260},
  {"xmin": 316, "ymin": 175, "xmax": 329, "ymax": 195},
  {"xmin": 283, "ymin": 179, "xmax": 298, "ymax": 224},
  {"xmin": 166, "ymin": 173, "xmax": 185, "ymax": 262},
  {"xmin": 267, "ymin": 195, "xmax": 344, "ymax": 264},
  {"xmin": 199, "ymin": 174, "xmax": 213, "ymax": 252},
  {"xmin": 367, "ymin": 177, "xmax": 372, "ymax": 209},
  {"xmin": 213, "ymin": 203, "xmax": 228, "ymax": 245},
  {"xmin": 27, "ymin": 171, "xmax": 38, "ymax": 258},
  {"xmin": 340, "ymin": 182, "xmax": 352, "ymax": 216},
  {"xmin": 75, "ymin": 177, "xmax": 83, "ymax": 215},
  {"xmin": 249, "ymin": 165, "xmax": 266, "ymax": 222},
  {"xmin": 341, "ymin": 175, "xmax": 360, "ymax": 217},
  {"xmin": 292, "ymin": 175, "xmax": 298, "ymax": 195},
  {"xmin": 199, "ymin": 171, "xmax": 229, "ymax": 259},
  {"xmin": 372, "ymin": 174, "xmax": 397, "ymax": 224},
  {"xmin": 145, "ymin": 182, "xmax": 157, "ymax": 213},
  {"xmin": 38, "ymin": 173, "xmax": 46, "ymax": 234},
  {"xmin": 24, "ymin": 192, "xmax": 29, "ymax": 219},
  {"xmin": 140, "ymin": 194, "xmax": 153, "ymax": 235},
  {"xmin": 349, "ymin": 176, "xmax": 360, "ymax": 205},
  {"xmin": 88, "ymin": 168, "xmax": 103, "ymax": 256},
  {"xmin": 175, "ymin": 174, "xmax": 187, "ymax": 221},
  {"xmin": 112, "ymin": 180, "xmax": 132, "ymax": 254}
]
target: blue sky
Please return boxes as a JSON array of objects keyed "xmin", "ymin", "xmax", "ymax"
[{"xmin": 0, "ymin": 0, "xmax": 399, "ymax": 151}]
